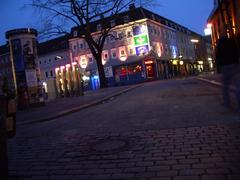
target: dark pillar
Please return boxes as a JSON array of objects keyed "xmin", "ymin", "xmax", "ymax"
[{"xmin": 0, "ymin": 95, "xmax": 8, "ymax": 180}]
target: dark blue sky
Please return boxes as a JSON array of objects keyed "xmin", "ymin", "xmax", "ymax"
[{"xmin": 0, "ymin": 0, "xmax": 213, "ymax": 45}]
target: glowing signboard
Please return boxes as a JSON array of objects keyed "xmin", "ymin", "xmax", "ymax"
[
  {"xmin": 135, "ymin": 45, "xmax": 149, "ymax": 56},
  {"xmin": 134, "ymin": 34, "xmax": 149, "ymax": 46},
  {"xmin": 132, "ymin": 25, "xmax": 147, "ymax": 36},
  {"xmin": 132, "ymin": 24, "xmax": 150, "ymax": 56}
]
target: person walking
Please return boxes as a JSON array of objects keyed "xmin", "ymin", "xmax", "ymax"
[{"xmin": 215, "ymin": 35, "xmax": 240, "ymax": 111}]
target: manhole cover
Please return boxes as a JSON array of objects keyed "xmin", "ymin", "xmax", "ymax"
[{"xmin": 93, "ymin": 139, "xmax": 128, "ymax": 153}]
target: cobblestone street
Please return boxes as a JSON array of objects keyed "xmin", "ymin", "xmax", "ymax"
[
  {"xmin": 8, "ymin": 125, "xmax": 240, "ymax": 180},
  {"xmin": 8, "ymin": 78, "xmax": 240, "ymax": 180}
]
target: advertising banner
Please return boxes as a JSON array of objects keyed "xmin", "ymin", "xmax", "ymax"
[
  {"xmin": 25, "ymin": 69, "xmax": 38, "ymax": 87},
  {"xmin": 135, "ymin": 45, "xmax": 150, "ymax": 56},
  {"xmin": 134, "ymin": 34, "xmax": 149, "ymax": 46},
  {"xmin": 132, "ymin": 25, "xmax": 148, "ymax": 36}
]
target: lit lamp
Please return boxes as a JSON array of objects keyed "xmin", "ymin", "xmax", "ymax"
[
  {"xmin": 190, "ymin": 39, "xmax": 199, "ymax": 43},
  {"xmin": 204, "ymin": 23, "xmax": 212, "ymax": 36}
]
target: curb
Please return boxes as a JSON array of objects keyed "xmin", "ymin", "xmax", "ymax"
[
  {"xmin": 196, "ymin": 77, "xmax": 235, "ymax": 91},
  {"xmin": 17, "ymin": 84, "xmax": 142, "ymax": 126}
]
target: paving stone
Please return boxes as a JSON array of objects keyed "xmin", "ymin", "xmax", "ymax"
[
  {"xmin": 179, "ymin": 169, "xmax": 205, "ymax": 176},
  {"xmin": 201, "ymin": 175, "xmax": 226, "ymax": 180},
  {"xmin": 173, "ymin": 176, "xmax": 200, "ymax": 180}
]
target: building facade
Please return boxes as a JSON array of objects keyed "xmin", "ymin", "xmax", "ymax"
[
  {"xmin": 68, "ymin": 7, "xmax": 204, "ymax": 90},
  {"xmin": 0, "ymin": 44, "xmax": 13, "ymax": 88},
  {"xmin": 208, "ymin": 0, "xmax": 240, "ymax": 46}
]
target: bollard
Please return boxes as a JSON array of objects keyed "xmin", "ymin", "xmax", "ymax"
[{"xmin": 0, "ymin": 95, "xmax": 8, "ymax": 180}]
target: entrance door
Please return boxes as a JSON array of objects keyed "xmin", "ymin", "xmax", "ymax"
[{"xmin": 146, "ymin": 64, "xmax": 155, "ymax": 79}]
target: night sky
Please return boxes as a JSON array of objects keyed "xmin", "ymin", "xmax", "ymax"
[{"xmin": 0, "ymin": 0, "xmax": 213, "ymax": 45}]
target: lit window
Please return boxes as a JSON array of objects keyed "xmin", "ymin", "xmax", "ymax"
[{"xmin": 121, "ymin": 50, "xmax": 125, "ymax": 55}]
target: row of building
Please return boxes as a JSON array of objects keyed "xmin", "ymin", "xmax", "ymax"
[{"xmin": 0, "ymin": 5, "xmax": 213, "ymax": 107}]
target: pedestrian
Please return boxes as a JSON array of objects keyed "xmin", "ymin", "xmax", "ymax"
[{"xmin": 215, "ymin": 34, "xmax": 240, "ymax": 111}]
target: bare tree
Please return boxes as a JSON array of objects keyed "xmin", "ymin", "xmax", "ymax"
[{"xmin": 31, "ymin": 0, "xmax": 135, "ymax": 88}]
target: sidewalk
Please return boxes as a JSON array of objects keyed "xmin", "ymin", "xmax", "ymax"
[
  {"xmin": 16, "ymin": 84, "xmax": 142, "ymax": 126},
  {"xmin": 197, "ymin": 72, "xmax": 237, "ymax": 91}
]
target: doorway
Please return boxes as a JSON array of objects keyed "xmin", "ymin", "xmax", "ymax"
[{"xmin": 146, "ymin": 64, "xmax": 155, "ymax": 79}]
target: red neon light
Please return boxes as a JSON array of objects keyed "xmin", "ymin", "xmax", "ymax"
[{"xmin": 145, "ymin": 60, "xmax": 153, "ymax": 64}]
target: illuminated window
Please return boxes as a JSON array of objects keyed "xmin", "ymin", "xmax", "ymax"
[{"xmin": 121, "ymin": 50, "xmax": 125, "ymax": 56}]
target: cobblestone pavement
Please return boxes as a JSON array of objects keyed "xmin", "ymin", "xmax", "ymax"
[{"xmin": 8, "ymin": 125, "xmax": 240, "ymax": 180}]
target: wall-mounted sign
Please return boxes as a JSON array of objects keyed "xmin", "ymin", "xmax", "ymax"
[
  {"xmin": 132, "ymin": 25, "xmax": 147, "ymax": 36},
  {"xmin": 134, "ymin": 34, "xmax": 149, "ymax": 46},
  {"xmin": 136, "ymin": 45, "xmax": 149, "ymax": 56},
  {"xmin": 132, "ymin": 24, "xmax": 150, "ymax": 56}
]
